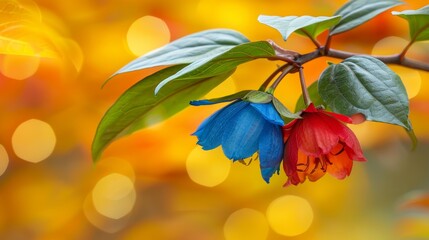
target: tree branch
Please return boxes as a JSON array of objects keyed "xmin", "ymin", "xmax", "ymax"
[
  {"xmin": 327, "ymin": 49, "xmax": 429, "ymax": 71},
  {"xmin": 295, "ymin": 47, "xmax": 429, "ymax": 72}
]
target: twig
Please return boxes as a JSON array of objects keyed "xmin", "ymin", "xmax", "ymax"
[
  {"xmin": 259, "ymin": 63, "xmax": 289, "ymax": 91},
  {"xmin": 295, "ymin": 47, "xmax": 429, "ymax": 72},
  {"xmin": 298, "ymin": 67, "xmax": 311, "ymax": 106},
  {"xmin": 268, "ymin": 65, "xmax": 296, "ymax": 92}
]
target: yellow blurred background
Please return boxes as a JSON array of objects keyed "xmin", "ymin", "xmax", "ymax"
[{"xmin": 1, "ymin": 0, "xmax": 429, "ymax": 239}]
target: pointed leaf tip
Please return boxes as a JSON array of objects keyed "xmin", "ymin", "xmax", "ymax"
[{"xmin": 104, "ymin": 29, "xmax": 249, "ymax": 86}]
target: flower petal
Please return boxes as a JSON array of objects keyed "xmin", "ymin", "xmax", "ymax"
[
  {"xmin": 189, "ymin": 100, "xmax": 218, "ymax": 106},
  {"xmin": 283, "ymin": 103, "xmax": 365, "ymax": 186},
  {"xmin": 193, "ymin": 101, "xmax": 248, "ymax": 150},
  {"xmin": 326, "ymin": 144, "xmax": 353, "ymax": 179},
  {"xmin": 283, "ymin": 129, "xmax": 301, "ymax": 186},
  {"xmin": 221, "ymin": 105, "xmax": 264, "ymax": 160},
  {"xmin": 340, "ymin": 128, "xmax": 367, "ymax": 162},
  {"xmin": 302, "ymin": 103, "xmax": 318, "ymax": 113},
  {"xmin": 325, "ymin": 111, "xmax": 353, "ymax": 124},
  {"xmin": 296, "ymin": 112, "xmax": 340, "ymax": 155},
  {"xmin": 258, "ymin": 123, "xmax": 283, "ymax": 183},
  {"xmin": 250, "ymin": 102, "xmax": 284, "ymax": 126},
  {"xmin": 306, "ymin": 156, "xmax": 327, "ymax": 182}
]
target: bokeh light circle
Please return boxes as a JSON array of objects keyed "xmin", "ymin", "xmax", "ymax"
[
  {"xmin": 0, "ymin": 145, "xmax": 9, "ymax": 176},
  {"xmin": 266, "ymin": 195, "xmax": 314, "ymax": 236},
  {"xmin": 92, "ymin": 173, "xmax": 136, "ymax": 219},
  {"xmin": 186, "ymin": 146, "xmax": 231, "ymax": 187},
  {"xmin": 372, "ymin": 36, "xmax": 421, "ymax": 99},
  {"xmin": 12, "ymin": 119, "xmax": 56, "ymax": 163},
  {"xmin": 126, "ymin": 15, "xmax": 170, "ymax": 56},
  {"xmin": 0, "ymin": 54, "xmax": 40, "ymax": 80},
  {"xmin": 224, "ymin": 208, "xmax": 269, "ymax": 240}
]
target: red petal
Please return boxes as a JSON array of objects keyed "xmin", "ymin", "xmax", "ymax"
[
  {"xmin": 283, "ymin": 129, "xmax": 301, "ymax": 186},
  {"xmin": 324, "ymin": 111, "xmax": 353, "ymax": 124},
  {"xmin": 350, "ymin": 113, "xmax": 366, "ymax": 124},
  {"xmin": 302, "ymin": 103, "xmax": 318, "ymax": 113},
  {"xmin": 282, "ymin": 118, "xmax": 298, "ymax": 141},
  {"xmin": 297, "ymin": 112, "xmax": 342, "ymax": 156},
  {"xmin": 340, "ymin": 128, "xmax": 366, "ymax": 162},
  {"xmin": 302, "ymin": 103, "xmax": 353, "ymax": 124}
]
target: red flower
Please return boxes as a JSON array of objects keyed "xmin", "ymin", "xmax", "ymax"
[{"xmin": 283, "ymin": 103, "xmax": 366, "ymax": 186}]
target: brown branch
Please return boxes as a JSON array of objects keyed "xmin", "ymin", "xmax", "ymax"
[
  {"xmin": 268, "ymin": 65, "xmax": 296, "ymax": 92},
  {"xmin": 327, "ymin": 49, "xmax": 429, "ymax": 71},
  {"xmin": 294, "ymin": 47, "xmax": 429, "ymax": 72}
]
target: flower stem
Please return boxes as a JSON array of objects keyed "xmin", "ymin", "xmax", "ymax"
[
  {"xmin": 267, "ymin": 65, "xmax": 295, "ymax": 93},
  {"xmin": 259, "ymin": 63, "xmax": 289, "ymax": 91},
  {"xmin": 298, "ymin": 67, "xmax": 311, "ymax": 106}
]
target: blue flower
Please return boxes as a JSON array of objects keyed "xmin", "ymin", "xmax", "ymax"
[{"xmin": 192, "ymin": 99, "xmax": 284, "ymax": 183}]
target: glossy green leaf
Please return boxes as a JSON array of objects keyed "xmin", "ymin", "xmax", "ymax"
[
  {"xmin": 318, "ymin": 56, "xmax": 412, "ymax": 131},
  {"xmin": 392, "ymin": 5, "xmax": 429, "ymax": 42},
  {"xmin": 92, "ymin": 65, "xmax": 234, "ymax": 160},
  {"xmin": 294, "ymin": 80, "xmax": 326, "ymax": 112},
  {"xmin": 190, "ymin": 90, "xmax": 251, "ymax": 105},
  {"xmin": 330, "ymin": 0, "xmax": 403, "ymax": 35},
  {"xmin": 109, "ymin": 29, "xmax": 248, "ymax": 76},
  {"xmin": 155, "ymin": 41, "xmax": 275, "ymax": 94},
  {"xmin": 258, "ymin": 15, "xmax": 341, "ymax": 41}
]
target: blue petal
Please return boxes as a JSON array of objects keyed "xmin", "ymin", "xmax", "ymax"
[
  {"xmin": 221, "ymin": 105, "xmax": 265, "ymax": 160},
  {"xmin": 258, "ymin": 123, "xmax": 284, "ymax": 183},
  {"xmin": 193, "ymin": 101, "xmax": 248, "ymax": 150},
  {"xmin": 250, "ymin": 102, "xmax": 284, "ymax": 126},
  {"xmin": 190, "ymin": 100, "xmax": 218, "ymax": 106}
]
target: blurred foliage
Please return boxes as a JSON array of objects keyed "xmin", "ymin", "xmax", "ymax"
[{"xmin": 0, "ymin": 0, "xmax": 429, "ymax": 239}]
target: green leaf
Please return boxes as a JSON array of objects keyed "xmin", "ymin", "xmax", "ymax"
[
  {"xmin": 272, "ymin": 98, "xmax": 301, "ymax": 119},
  {"xmin": 392, "ymin": 5, "xmax": 429, "ymax": 42},
  {"xmin": 109, "ymin": 29, "xmax": 248, "ymax": 76},
  {"xmin": 318, "ymin": 55, "xmax": 412, "ymax": 131},
  {"xmin": 92, "ymin": 65, "xmax": 234, "ymax": 161},
  {"xmin": 190, "ymin": 90, "xmax": 251, "ymax": 105},
  {"xmin": 155, "ymin": 41, "xmax": 275, "ymax": 94},
  {"xmin": 294, "ymin": 80, "xmax": 326, "ymax": 112},
  {"xmin": 243, "ymin": 91, "xmax": 273, "ymax": 103},
  {"xmin": 258, "ymin": 15, "xmax": 341, "ymax": 40},
  {"xmin": 330, "ymin": 0, "xmax": 403, "ymax": 35}
]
